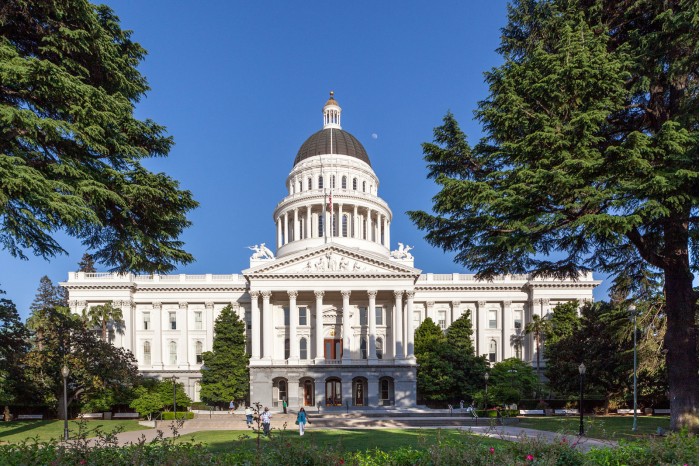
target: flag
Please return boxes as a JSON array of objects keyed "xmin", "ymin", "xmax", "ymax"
[{"xmin": 327, "ymin": 190, "xmax": 333, "ymax": 212}]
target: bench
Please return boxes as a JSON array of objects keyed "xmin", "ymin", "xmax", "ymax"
[
  {"xmin": 16, "ymin": 414, "xmax": 43, "ymax": 420},
  {"xmin": 653, "ymin": 408, "xmax": 670, "ymax": 415},
  {"xmin": 112, "ymin": 413, "xmax": 140, "ymax": 419},
  {"xmin": 78, "ymin": 413, "xmax": 103, "ymax": 419},
  {"xmin": 554, "ymin": 409, "xmax": 579, "ymax": 416},
  {"xmin": 519, "ymin": 409, "xmax": 545, "ymax": 416},
  {"xmin": 616, "ymin": 409, "xmax": 641, "ymax": 415}
]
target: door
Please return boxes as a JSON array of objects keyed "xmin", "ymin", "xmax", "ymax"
[
  {"xmin": 303, "ymin": 380, "xmax": 314, "ymax": 406},
  {"xmin": 354, "ymin": 382, "xmax": 364, "ymax": 406},
  {"xmin": 324, "ymin": 338, "xmax": 342, "ymax": 359},
  {"xmin": 325, "ymin": 379, "xmax": 341, "ymax": 406}
]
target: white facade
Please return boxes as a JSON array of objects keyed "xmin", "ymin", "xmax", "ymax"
[{"xmin": 62, "ymin": 94, "xmax": 600, "ymax": 408}]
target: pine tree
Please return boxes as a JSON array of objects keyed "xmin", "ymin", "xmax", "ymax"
[
  {"xmin": 445, "ymin": 311, "xmax": 476, "ymax": 353},
  {"xmin": 78, "ymin": 254, "xmax": 97, "ymax": 273},
  {"xmin": 199, "ymin": 305, "xmax": 249, "ymax": 406},
  {"xmin": 26, "ymin": 276, "xmax": 69, "ymax": 351}
]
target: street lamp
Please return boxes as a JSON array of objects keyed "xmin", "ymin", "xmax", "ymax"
[
  {"xmin": 484, "ymin": 372, "xmax": 489, "ymax": 395},
  {"xmin": 629, "ymin": 304, "xmax": 638, "ymax": 433},
  {"xmin": 171, "ymin": 375, "xmax": 177, "ymax": 420},
  {"xmin": 61, "ymin": 365, "xmax": 70, "ymax": 441},
  {"xmin": 578, "ymin": 363, "xmax": 586, "ymax": 436}
]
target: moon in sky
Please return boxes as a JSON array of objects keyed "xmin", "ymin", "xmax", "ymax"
[{"xmin": 371, "ymin": 133, "xmax": 378, "ymax": 140}]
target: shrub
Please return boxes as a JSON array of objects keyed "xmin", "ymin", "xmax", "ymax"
[{"xmin": 160, "ymin": 411, "xmax": 194, "ymax": 420}]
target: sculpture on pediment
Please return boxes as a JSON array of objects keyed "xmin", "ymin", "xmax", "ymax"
[
  {"xmin": 390, "ymin": 242, "xmax": 414, "ymax": 259},
  {"xmin": 339, "ymin": 256, "xmax": 349, "ymax": 271},
  {"xmin": 248, "ymin": 243, "xmax": 274, "ymax": 260},
  {"xmin": 327, "ymin": 252, "xmax": 337, "ymax": 271},
  {"xmin": 353, "ymin": 261, "xmax": 363, "ymax": 271}
]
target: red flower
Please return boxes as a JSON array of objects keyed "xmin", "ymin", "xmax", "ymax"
[
  {"xmin": 489, "ymin": 447, "xmax": 495, "ymax": 454},
  {"xmin": 526, "ymin": 454, "xmax": 534, "ymax": 461},
  {"xmin": 80, "ymin": 461, "xmax": 87, "ymax": 465},
  {"xmin": 339, "ymin": 460, "xmax": 345, "ymax": 465}
]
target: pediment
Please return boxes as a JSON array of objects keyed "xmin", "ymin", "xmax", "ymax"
[{"xmin": 243, "ymin": 244, "xmax": 420, "ymax": 278}]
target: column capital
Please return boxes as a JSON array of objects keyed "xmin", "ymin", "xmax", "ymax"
[
  {"xmin": 503, "ymin": 300, "xmax": 512, "ymax": 307},
  {"xmin": 152, "ymin": 301, "xmax": 162, "ymax": 310},
  {"xmin": 314, "ymin": 290, "xmax": 325, "ymax": 299},
  {"xmin": 205, "ymin": 301, "xmax": 215, "ymax": 309},
  {"xmin": 451, "ymin": 300, "xmax": 461, "ymax": 308},
  {"xmin": 393, "ymin": 290, "xmax": 404, "ymax": 298},
  {"xmin": 261, "ymin": 290, "xmax": 272, "ymax": 299},
  {"xmin": 477, "ymin": 300, "xmax": 486, "ymax": 307},
  {"xmin": 426, "ymin": 301, "xmax": 434, "ymax": 309},
  {"xmin": 288, "ymin": 290, "xmax": 298, "ymax": 299},
  {"xmin": 231, "ymin": 302, "xmax": 240, "ymax": 311},
  {"xmin": 249, "ymin": 290, "xmax": 260, "ymax": 298},
  {"xmin": 405, "ymin": 291, "xmax": 415, "ymax": 299},
  {"xmin": 367, "ymin": 290, "xmax": 378, "ymax": 299},
  {"xmin": 341, "ymin": 290, "xmax": 351, "ymax": 298},
  {"xmin": 178, "ymin": 301, "xmax": 188, "ymax": 310}
]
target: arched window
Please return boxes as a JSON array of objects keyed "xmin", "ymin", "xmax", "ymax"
[
  {"xmin": 143, "ymin": 341, "xmax": 151, "ymax": 365},
  {"xmin": 352, "ymin": 178, "xmax": 358, "ymax": 190},
  {"xmin": 169, "ymin": 341, "xmax": 177, "ymax": 365},
  {"xmin": 300, "ymin": 338, "xmax": 308, "ymax": 360},
  {"xmin": 341, "ymin": 176, "xmax": 347, "ymax": 189},
  {"xmin": 489, "ymin": 339, "xmax": 497, "ymax": 363},
  {"xmin": 307, "ymin": 177, "xmax": 312, "ymax": 190},
  {"xmin": 284, "ymin": 338, "xmax": 290, "ymax": 359},
  {"xmin": 381, "ymin": 379, "xmax": 390, "ymax": 401},
  {"xmin": 342, "ymin": 214, "xmax": 348, "ymax": 237},
  {"xmin": 274, "ymin": 379, "xmax": 287, "ymax": 408},
  {"xmin": 360, "ymin": 337, "xmax": 367, "ymax": 359},
  {"xmin": 331, "ymin": 175, "xmax": 336, "ymax": 189},
  {"xmin": 195, "ymin": 341, "xmax": 203, "ymax": 364},
  {"xmin": 376, "ymin": 337, "xmax": 383, "ymax": 359},
  {"xmin": 318, "ymin": 176, "xmax": 324, "ymax": 189}
]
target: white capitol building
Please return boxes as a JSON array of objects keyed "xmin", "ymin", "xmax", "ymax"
[{"xmin": 62, "ymin": 94, "xmax": 600, "ymax": 408}]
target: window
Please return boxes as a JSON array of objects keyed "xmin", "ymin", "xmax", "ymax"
[
  {"xmin": 414, "ymin": 311, "xmax": 421, "ymax": 328},
  {"xmin": 360, "ymin": 337, "xmax": 367, "ymax": 359},
  {"xmin": 352, "ymin": 178, "xmax": 357, "ymax": 190},
  {"xmin": 300, "ymin": 338, "xmax": 308, "ymax": 360},
  {"xmin": 488, "ymin": 310, "xmax": 497, "ymax": 329},
  {"xmin": 285, "ymin": 338, "xmax": 290, "ymax": 359},
  {"xmin": 375, "ymin": 307, "xmax": 383, "ymax": 325},
  {"xmin": 194, "ymin": 311, "xmax": 202, "ymax": 330},
  {"xmin": 325, "ymin": 378, "xmax": 341, "ymax": 406},
  {"xmin": 169, "ymin": 312, "xmax": 177, "ymax": 330},
  {"xmin": 143, "ymin": 341, "xmax": 151, "ymax": 365},
  {"xmin": 195, "ymin": 341, "xmax": 203, "ymax": 364},
  {"xmin": 307, "ymin": 178, "xmax": 312, "ymax": 190},
  {"xmin": 380, "ymin": 379, "xmax": 389, "ymax": 400},
  {"xmin": 362, "ymin": 181, "xmax": 366, "ymax": 192},
  {"xmin": 283, "ymin": 307, "xmax": 290, "ymax": 326},
  {"xmin": 318, "ymin": 214, "xmax": 324, "ymax": 237},
  {"xmin": 299, "ymin": 307, "xmax": 308, "ymax": 326},
  {"xmin": 318, "ymin": 176, "xmax": 324, "ymax": 189},
  {"xmin": 359, "ymin": 307, "xmax": 368, "ymax": 326},
  {"xmin": 143, "ymin": 312, "xmax": 150, "ymax": 330},
  {"xmin": 342, "ymin": 214, "xmax": 348, "ymax": 237},
  {"xmin": 298, "ymin": 180, "xmax": 303, "ymax": 192},
  {"xmin": 332, "ymin": 214, "xmax": 337, "ymax": 236},
  {"xmin": 514, "ymin": 310, "xmax": 522, "ymax": 329},
  {"xmin": 169, "ymin": 341, "xmax": 177, "ymax": 365},
  {"xmin": 438, "ymin": 310, "xmax": 446, "ymax": 330},
  {"xmin": 489, "ymin": 339, "xmax": 497, "ymax": 363},
  {"xmin": 331, "ymin": 175, "xmax": 336, "ymax": 188},
  {"xmin": 376, "ymin": 337, "xmax": 383, "ymax": 359},
  {"xmin": 278, "ymin": 380, "xmax": 287, "ymax": 405},
  {"xmin": 341, "ymin": 176, "xmax": 347, "ymax": 189}
]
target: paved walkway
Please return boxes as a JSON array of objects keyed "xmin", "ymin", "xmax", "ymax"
[{"xmin": 105, "ymin": 420, "xmax": 616, "ymax": 453}]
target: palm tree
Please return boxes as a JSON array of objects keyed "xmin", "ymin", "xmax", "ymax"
[
  {"xmin": 525, "ymin": 314, "xmax": 548, "ymax": 375},
  {"xmin": 86, "ymin": 302, "xmax": 124, "ymax": 341}
]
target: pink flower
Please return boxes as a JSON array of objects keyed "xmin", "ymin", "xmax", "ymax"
[
  {"xmin": 489, "ymin": 447, "xmax": 495, "ymax": 454},
  {"xmin": 80, "ymin": 461, "xmax": 87, "ymax": 465},
  {"xmin": 526, "ymin": 454, "xmax": 534, "ymax": 461}
]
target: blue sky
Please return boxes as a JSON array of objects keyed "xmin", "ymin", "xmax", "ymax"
[{"xmin": 2, "ymin": 0, "xmax": 614, "ymax": 320}]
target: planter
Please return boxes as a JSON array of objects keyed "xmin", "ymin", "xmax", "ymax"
[{"xmin": 103, "ymin": 412, "xmax": 112, "ymax": 420}]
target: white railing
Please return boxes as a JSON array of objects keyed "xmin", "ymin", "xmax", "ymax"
[
  {"xmin": 417, "ymin": 272, "xmax": 592, "ymax": 283},
  {"xmin": 70, "ymin": 272, "xmax": 244, "ymax": 283}
]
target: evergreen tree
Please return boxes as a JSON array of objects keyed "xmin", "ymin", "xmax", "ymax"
[
  {"xmin": 78, "ymin": 253, "xmax": 97, "ymax": 273},
  {"xmin": 0, "ymin": 0, "xmax": 197, "ymax": 272},
  {"xmin": 488, "ymin": 358, "xmax": 541, "ymax": 405},
  {"xmin": 409, "ymin": 0, "xmax": 698, "ymax": 431},
  {"xmin": 26, "ymin": 276, "xmax": 69, "ymax": 351},
  {"xmin": 199, "ymin": 305, "xmax": 249, "ymax": 406},
  {"xmin": 444, "ymin": 312, "xmax": 489, "ymax": 401},
  {"xmin": 0, "ymin": 292, "xmax": 29, "ymax": 407},
  {"xmin": 445, "ymin": 311, "xmax": 476, "ymax": 352}
]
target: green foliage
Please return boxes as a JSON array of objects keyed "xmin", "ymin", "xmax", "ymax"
[
  {"xmin": 77, "ymin": 253, "xmax": 96, "ymax": 273},
  {"xmin": 84, "ymin": 301, "xmax": 124, "ymax": 341},
  {"xmin": 160, "ymin": 411, "xmax": 194, "ymax": 420},
  {"xmin": 488, "ymin": 358, "xmax": 541, "ymax": 405},
  {"xmin": 524, "ymin": 314, "xmax": 548, "ymax": 374},
  {"xmin": 543, "ymin": 301, "xmax": 581, "ymax": 346},
  {"xmin": 0, "ymin": 291, "xmax": 29, "ymax": 405},
  {"xmin": 128, "ymin": 386, "xmax": 162, "ymax": 419},
  {"xmin": 199, "ymin": 305, "xmax": 249, "ymax": 405},
  {"xmin": 0, "ymin": 0, "xmax": 197, "ymax": 272},
  {"xmin": 129, "ymin": 378, "xmax": 191, "ymax": 419},
  {"xmin": 408, "ymin": 0, "xmax": 698, "ymax": 430}
]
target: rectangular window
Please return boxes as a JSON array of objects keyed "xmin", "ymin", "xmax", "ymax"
[
  {"xmin": 375, "ymin": 307, "xmax": 383, "ymax": 325},
  {"xmin": 143, "ymin": 342, "xmax": 151, "ymax": 365},
  {"xmin": 359, "ymin": 307, "xmax": 368, "ymax": 326},
  {"xmin": 169, "ymin": 312, "xmax": 177, "ymax": 330},
  {"xmin": 299, "ymin": 307, "xmax": 307, "ymax": 326},
  {"xmin": 169, "ymin": 341, "xmax": 177, "ymax": 365},
  {"xmin": 143, "ymin": 312, "xmax": 150, "ymax": 330},
  {"xmin": 514, "ymin": 310, "xmax": 522, "ymax": 329},
  {"xmin": 194, "ymin": 311, "xmax": 203, "ymax": 330},
  {"xmin": 195, "ymin": 341, "xmax": 203, "ymax": 364},
  {"xmin": 414, "ymin": 311, "xmax": 421, "ymax": 328},
  {"xmin": 488, "ymin": 310, "xmax": 497, "ymax": 329},
  {"xmin": 318, "ymin": 215, "xmax": 324, "ymax": 237},
  {"xmin": 438, "ymin": 311, "xmax": 446, "ymax": 330},
  {"xmin": 283, "ymin": 307, "xmax": 290, "ymax": 326}
]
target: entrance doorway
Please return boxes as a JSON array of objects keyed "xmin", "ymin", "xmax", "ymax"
[
  {"xmin": 303, "ymin": 380, "xmax": 315, "ymax": 406},
  {"xmin": 325, "ymin": 378, "xmax": 342, "ymax": 406},
  {"xmin": 324, "ymin": 339, "xmax": 342, "ymax": 359},
  {"xmin": 354, "ymin": 381, "xmax": 364, "ymax": 406}
]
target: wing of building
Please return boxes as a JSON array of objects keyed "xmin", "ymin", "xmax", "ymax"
[{"xmin": 61, "ymin": 93, "xmax": 600, "ymax": 408}]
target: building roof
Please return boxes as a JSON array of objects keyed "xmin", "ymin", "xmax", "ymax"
[{"xmin": 294, "ymin": 128, "xmax": 371, "ymax": 167}]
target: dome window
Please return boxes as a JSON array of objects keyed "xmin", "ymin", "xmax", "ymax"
[
  {"xmin": 331, "ymin": 175, "xmax": 336, "ymax": 189},
  {"xmin": 307, "ymin": 178, "xmax": 312, "ymax": 190},
  {"xmin": 342, "ymin": 176, "xmax": 347, "ymax": 189},
  {"xmin": 362, "ymin": 181, "xmax": 366, "ymax": 192},
  {"xmin": 318, "ymin": 176, "xmax": 324, "ymax": 189},
  {"xmin": 352, "ymin": 178, "xmax": 357, "ymax": 190}
]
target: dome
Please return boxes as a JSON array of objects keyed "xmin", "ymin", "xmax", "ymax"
[{"xmin": 293, "ymin": 128, "xmax": 371, "ymax": 167}]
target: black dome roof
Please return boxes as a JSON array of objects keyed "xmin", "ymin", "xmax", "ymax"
[{"xmin": 294, "ymin": 128, "xmax": 371, "ymax": 167}]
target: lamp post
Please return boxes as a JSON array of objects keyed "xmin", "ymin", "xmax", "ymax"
[
  {"xmin": 629, "ymin": 304, "xmax": 638, "ymax": 432},
  {"xmin": 578, "ymin": 363, "xmax": 586, "ymax": 436},
  {"xmin": 171, "ymin": 375, "xmax": 177, "ymax": 420},
  {"xmin": 61, "ymin": 365, "xmax": 70, "ymax": 441},
  {"xmin": 484, "ymin": 372, "xmax": 489, "ymax": 395}
]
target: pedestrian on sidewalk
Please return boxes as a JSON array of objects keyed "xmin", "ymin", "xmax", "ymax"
[
  {"xmin": 282, "ymin": 398, "xmax": 288, "ymax": 414},
  {"xmin": 245, "ymin": 406, "xmax": 253, "ymax": 426},
  {"xmin": 229, "ymin": 399, "xmax": 235, "ymax": 414},
  {"xmin": 261, "ymin": 407, "xmax": 272, "ymax": 436},
  {"xmin": 295, "ymin": 407, "xmax": 308, "ymax": 436}
]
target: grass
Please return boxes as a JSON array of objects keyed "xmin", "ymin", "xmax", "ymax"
[
  {"xmin": 176, "ymin": 427, "xmax": 508, "ymax": 453},
  {"xmin": 516, "ymin": 415, "xmax": 670, "ymax": 441},
  {"xmin": 0, "ymin": 420, "xmax": 151, "ymax": 444}
]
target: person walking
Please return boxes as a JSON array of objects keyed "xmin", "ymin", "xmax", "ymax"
[
  {"xmin": 282, "ymin": 398, "xmax": 288, "ymax": 414},
  {"xmin": 295, "ymin": 407, "xmax": 309, "ymax": 436},
  {"xmin": 261, "ymin": 407, "xmax": 272, "ymax": 436},
  {"xmin": 244, "ymin": 406, "xmax": 253, "ymax": 426},
  {"xmin": 229, "ymin": 399, "xmax": 235, "ymax": 414}
]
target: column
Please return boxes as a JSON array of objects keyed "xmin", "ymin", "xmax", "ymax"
[
  {"xmin": 425, "ymin": 301, "xmax": 435, "ymax": 322},
  {"xmin": 451, "ymin": 301, "xmax": 461, "ymax": 327},
  {"xmin": 293, "ymin": 208, "xmax": 299, "ymax": 241},
  {"xmin": 283, "ymin": 212, "xmax": 289, "ymax": 245},
  {"xmin": 306, "ymin": 206, "xmax": 312, "ymax": 240},
  {"xmin": 262, "ymin": 291, "xmax": 272, "ymax": 359},
  {"xmin": 250, "ymin": 291, "xmax": 260, "ymax": 359},
  {"xmin": 276, "ymin": 218, "xmax": 282, "ymax": 248},
  {"xmin": 314, "ymin": 291, "xmax": 324, "ymax": 361},
  {"xmin": 368, "ymin": 290, "xmax": 377, "ymax": 361},
  {"xmin": 288, "ymin": 290, "xmax": 298, "ymax": 360},
  {"xmin": 206, "ymin": 301, "xmax": 215, "ymax": 351},
  {"xmin": 338, "ymin": 203, "xmax": 343, "ymax": 237},
  {"xmin": 406, "ymin": 291, "xmax": 415, "ymax": 358},
  {"xmin": 476, "ymin": 301, "xmax": 486, "ymax": 357},
  {"xmin": 365, "ymin": 209, "xmax": 371, "ymax": 240},
  {"xmin": 385, "ymin": 217, "xmax": 390, "ymax": 249},
  {"xmin": 502, "ymin": 300, "xmax": 512, "ymax": 360},
  {"xmin": 341, "ymin": 290, "xmax": 351, "ymax": 361},
  {"xmin": 153, "ymin": 302, "xmax": 163, "ymax": 368},
  {"xmin": 325, "ymin": 203, "xmax": 331, "ymax": 238},
  {"xmin": 179, "ymin": 301, "xmax": 188, "ymax": 368},
  {"xmin": 353, "ymin": 205, "xmax": 358, "ymax": 238},
  {"xmin": 394, "ymin": 290, "xmax": 404, "ymax": 358}
]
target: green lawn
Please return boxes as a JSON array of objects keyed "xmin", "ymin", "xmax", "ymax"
[
  {"xmin": 0, "ymin": 420, "xmax": 151, "ymax": 444},
  {"xmin": 176, "ymin": 428, "xmax": 507, "ymax": 453},
  {"xmin": 516, "ymin": 415, "xmax": 670, "ymax": 441}
]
